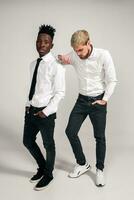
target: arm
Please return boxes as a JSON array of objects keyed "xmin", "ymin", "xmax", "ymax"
[
  {"xmin": 102, "ymin": 50, "xmax": 117, "ymax": 102},
  {"xmin": 25, "ymin": 62, "xmax": 34, "ymax": 112},
  {"xmin": 58, "ymin": 52, "xmax": 74, "ymax": 65},
  {"xmin": 92, "ymin": 50, "xmax": 117, "ymax": 105},
  {"xmin": 42, "ymin": 64, "xmax": 65, "ymax": 116},
  {"xmin": 58, "ymin": 54, "xmax": 71, "ymax": 64}
]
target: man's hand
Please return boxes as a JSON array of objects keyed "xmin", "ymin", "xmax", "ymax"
[
  {"xmin": 92, "ymin": 100, "xmax": 107, "ymax": 105},
  {"xmin": 58, "ymin": 54, "xmax": 71, "ymax": 64},
  {"xmin": 34, "ymin": 111, "xmax": 46, "ymax": 118}
]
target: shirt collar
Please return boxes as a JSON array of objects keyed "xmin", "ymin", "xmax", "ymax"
[
  {"xmin": 41, "ymin": 52, "xmax": 55, "ymax": 63},
  {"xmin": 88, "ymin": 45, "xmax": 95, "ymax": 59}
]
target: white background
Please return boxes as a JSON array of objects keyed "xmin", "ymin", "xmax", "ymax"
[{"xmin": 0, "ymin": 0, "xmax": 134, "ymax": 199}]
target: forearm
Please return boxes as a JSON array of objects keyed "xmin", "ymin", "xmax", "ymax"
[
  {"xmin": 42, "ymin": 91, "xmax": 65, "ymax": 116},
  {"xmin": 43, "ymin": 64, "xmax": 65, "ymax": 116},
  {"xmin": 103, "ymin": 81, "xmax": 117, "ymax": 101}
]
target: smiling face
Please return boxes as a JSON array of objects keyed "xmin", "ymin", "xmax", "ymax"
[{"xmin": 36, "ymin": 33, "xmax": 53, "ymax": 57}]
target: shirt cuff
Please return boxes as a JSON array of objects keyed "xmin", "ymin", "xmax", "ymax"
[{"xmin": 102, "ymin": 96, "xmax": 108, "ymax": 102}]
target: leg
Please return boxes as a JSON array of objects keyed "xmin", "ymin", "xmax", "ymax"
[
  {"xmin": 89, "ymin": 104, "xmax": 107, "ymax": 170},
  {"xmin": 23, "ymin": 112, "xmax": 46, "ymax": 169},
  {"xmin": 39, "ymin": 116, "xmax": 55, "ymax": 177},
  {"xmin": 65, "ymin": 102, "xmax": 87, "ymax": 165}
]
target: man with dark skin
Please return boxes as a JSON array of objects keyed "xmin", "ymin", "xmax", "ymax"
[{"xmin": 23, "ymin": 25, "xmax": 65, "ymax": 191}]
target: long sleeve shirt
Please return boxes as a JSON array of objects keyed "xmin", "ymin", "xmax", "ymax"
[
  {"xmin": 26, "ymin": 52, "xmax": 65, "ymax": 116},
  {"xmin": 63, "ymin": 47, "xmax": 117, "ymax": 101}
]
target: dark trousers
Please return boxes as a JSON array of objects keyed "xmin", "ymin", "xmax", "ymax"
[
  {"xmin": 23, "ymin": 106, "xmax": 56, "ymax": 177},
  {"xmin": 66, "ymin": 93, "xmax": 107, "ymax": 170}
]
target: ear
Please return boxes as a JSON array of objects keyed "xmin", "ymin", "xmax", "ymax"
[
  {"xmin": 51, "ymin": 43, "xmax": 54, "ymax": 49},
  {"xmin": 87, "ymin": 40, "xmax": 91, "ymax": 46},
  {"xmin": 87, "ymin": 41, "xmax": 92, "ymax": 50}
]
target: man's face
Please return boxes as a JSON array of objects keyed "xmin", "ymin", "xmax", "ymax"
[
  {"xmin": 73, "ymin": 42, "xmax": 92, "ymax": 59},
  {"xmin": 36, "ymin": 33, "xmax": 53, "ymax": 57}
]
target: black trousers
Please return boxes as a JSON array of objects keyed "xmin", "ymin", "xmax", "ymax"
[
  {"xmin": 23, "ymin": 106, "xmax": 56, "ymax": 177},
  {"xmin": 66, "ymin": 93, "xmax": 107, "ymax": 170}
]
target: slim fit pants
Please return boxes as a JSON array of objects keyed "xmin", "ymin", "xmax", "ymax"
[
  {"xmin": 66, "ymin": 93, "xmax": 107, "ymax": 170},
  {"xmin": 23, "ymin": 106, "xmax": 56, "ymax": 177}
]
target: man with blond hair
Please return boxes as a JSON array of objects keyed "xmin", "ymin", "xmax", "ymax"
[{"xmin": 58, "ymin": 30, "xmax": 117, "ymax": 187}]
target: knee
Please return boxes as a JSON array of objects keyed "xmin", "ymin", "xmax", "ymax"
[
  {"xmin": 23, "ymin": 137, "xmax": 35, "ymax": 149},
  {"xmin": 23, "ymin": 138, "xmax": 30, "ymax": 149},
  {"xmin": 23, "ymin": 136, "xmax": 28, "ymax": 147},
  {"xmin": 65, "ymin": 127, "xmax": 72, "ymax": 139},
  {"xmin": 43, "ymin": 141, "xmax": 55, "ymax": 151},
  {"xmin": 65, "ymin": 127, "xmax": 77, "ymax": 141}
]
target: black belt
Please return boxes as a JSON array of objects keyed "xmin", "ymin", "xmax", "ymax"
[
  {"xmin": 78, "ymin": 93, "xmax": 104, "ymax": 102},
  {"xmin": 30, "ymin": 105, "xmax": 46, "ymax": 112}
]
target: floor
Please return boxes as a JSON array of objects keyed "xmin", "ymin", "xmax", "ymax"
[{"xmin": 0, "ymin": 135, "xmax": 134, "ymax": 200}]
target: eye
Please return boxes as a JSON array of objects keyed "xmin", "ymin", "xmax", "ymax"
[
  {"xmin": 44, "ymin": 41, "xmax": 49, "ymax": 44},
  {"xmin": 37, "ymin": 40, "xmax": 41, "ymax": 43}
]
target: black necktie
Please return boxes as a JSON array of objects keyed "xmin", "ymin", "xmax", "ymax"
[{"xmin": 29, "ymin": 58, "xmax": 42, "ymax": 101}]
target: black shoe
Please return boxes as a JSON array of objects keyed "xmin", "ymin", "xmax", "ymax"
[
  {"xmin": 30, "ymin": 168, "xmax": 44, "ymax": 183},
  {"xmin": 34, "ymin": 174, "xmax": 53, "ymax": 191}
]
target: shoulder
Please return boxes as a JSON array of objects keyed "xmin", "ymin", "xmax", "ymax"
[
  {"xmin": 30, "ymin": 59, "xmax": 36, "ymax": 65},
  {"xmin": 29, "ymin": 59, "xmax": 37, "ymax": 70},
  {"xmin": 53, "ymin": 59, "xmax": 65, "ymax": 72},
  {"xmin": 94, "ymin": 48, "xmax": 112, "ymax": 63},
  {"xmin": 48, "ymin": 55, "xmax": 65, "ymax": 75},
  {"xmin": 94, "ymin": 48, "xmax": 110, "ymax": 56}
]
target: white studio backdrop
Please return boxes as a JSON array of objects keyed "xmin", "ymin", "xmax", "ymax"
[{"xmin": 0, "ymin": 0, "xmax": 134, "ymax": 170}]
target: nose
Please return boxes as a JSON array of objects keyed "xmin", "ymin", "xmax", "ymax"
[{"xmin": 40, "ymin": 42, "xmax": 45, "ymax": 47}]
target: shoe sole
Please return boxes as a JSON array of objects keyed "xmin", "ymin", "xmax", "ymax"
[
  {"xmin": 34, "ymin": 179, "xmax": 54, "ymax": 191},
  {"xmin": 96, "ymin": 184, "xmax": 105, "ymax": 187},
  {"xmin": 30, "ymin": 176, "xmax": 43, "ymax": 183},
  {"xmin": 68, "ymin": 165, "xmax": 91, "ymax": 178}
]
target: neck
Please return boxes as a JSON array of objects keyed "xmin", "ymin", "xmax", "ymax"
[{"xmin": 87, "ymin": 44, "xmax": 93, "ymax": 58}]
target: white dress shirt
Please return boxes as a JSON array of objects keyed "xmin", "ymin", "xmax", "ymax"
[
  {"xmin": 68, "ymin": 47, "xmax": 117, "ymax": 101},
  {"xmin": 26, "ymin": 52, "xmax": 65, "ymax": 116}
]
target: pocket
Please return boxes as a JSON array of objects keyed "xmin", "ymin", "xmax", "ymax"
[
  {"xmin": 77, "ymin": 98, "xmax": 86, "ymax": 104},
  {"xmin": 24, "ymin": 111, "xmax": 30, "ymax": 121},
  {"xmin": 93, "ymin": 103, "xmax": 107, "ymax": 111}
]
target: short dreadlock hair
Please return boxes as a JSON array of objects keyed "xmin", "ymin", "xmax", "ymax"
[{"xmin": 38, "ymin": 24, "xmax": 56, "ymax": 40}]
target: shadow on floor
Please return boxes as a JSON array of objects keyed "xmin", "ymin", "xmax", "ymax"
[
  {"xmin": 0, "ymin": 164, "xmax": 33, "ymax": 178},
  {"xmin": 55, "ymin": 158, "xmax": 74, "ymax": 173},
  {"xmin": 55, "ymin": 158, "xmax": 96, "ymax": 184}
]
